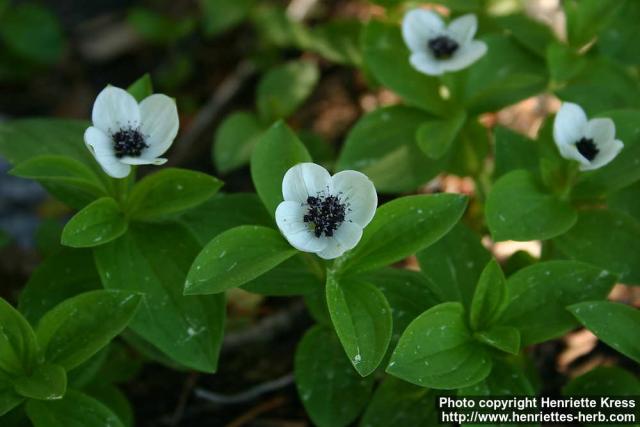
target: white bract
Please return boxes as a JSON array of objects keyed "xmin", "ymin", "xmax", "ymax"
[
  {"xmin": 84, "ymin": 86, "xmax": 179, "ymax": 178},
  {"xmin": 275, "ymin": 163, "xmax": 377, "ymax": 260},
  {"xmin": 553, "ymin": 102, "xmax": 623, "ymax": 171},
  {"xmin": 402, "ymin": 9, "xmax": 487, "ymax": 76}
]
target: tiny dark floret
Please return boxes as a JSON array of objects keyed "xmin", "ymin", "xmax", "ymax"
[
  {"xmin": 112, "ymin": 127, "xmax": 148, "ymax": 158},
  {"xmin": 428, "ymin": 36, "xmax": 459, "ymax": 59},
  {"xmin": 575, "ymin": 137, "xmax": 599, "ymax": 161},
  {"xmin": 304, "ymin": 194, "xmax": 347, "ymax": 238}
]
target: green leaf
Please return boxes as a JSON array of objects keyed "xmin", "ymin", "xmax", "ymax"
[
  {"xmin": 26, "ymin": 389, "xmax": 124, "ymax": 427},
  {"xmin": 127, "ymin": 7, "xmax": 195, "ymax": 44},
  {"xmin": 61, "ymin": 197, "xmax": 127, "ymax": 248},
  {"xmin": 554, "ymin": 59, "xmax": 640, "ymax": 114},
  {"xmin": 0, "ymin": 3, "xmax": 65, "ymax": 64},
  {"xmin": 470, "ymin": 260, "xmax": 508, "ymax": 331},
  {"xmin": 0, "ymin": 380, "xmax": 23, "ymax": 416},
  {"xmin": 305, "ymin": 20, "xmax": 362, "ymax": 66},
  {"xmin": 563, "ymin": 366, "xmax": 640, "ymax": 397},
  {"xmin": 416, "ymin": 112, "xmax": 466, "ymax": 159},
  {"xmin": 9, "ymin": 155, "xmax": 107, "ymax": 204},
  {"xmin": 362, "ymin": 21, "xmax": 449, "ymax": 115},
  {"xmin": 295, "ymin": 326, "xmax": 374, "ymax": 427},
  {"xmin": 568, "ymin": 301, "xmax": 640, "ymax": 363},
  {"xmin": 598, "ymin": 0, "xmax": 640, "ymax": 66},
  {"xmin": 0, "ymin": 119, "xmax": 112, "ymax": 207},
  {"xmin": 564, "ymin": 0, "xmax": 623, "ymax": 48},
  {"xmin": 546, "ymin": 42, "xmax": 587, "ymax": 84},
  {"xmin": 213, "ymin": 112, "xmax": 264, "ymax": 174},
  {"xmin": 474, "ymin": 326, "xmax": 520, "ymax": 355},
  {"xmin": 493, "ymin": 126, "xmax": 539, "ymax": 179},
  {"xmin": 387, "ymin": 302, "xmax": 492, "ymax": 389},
  {"xmin": 417, "ymin": 223, "xmax": 490, "ymax": 310},
  {"xmin": 554, "ymin": 209, "xmax": 640, "ymax": 285},
  {"xmin": 126, "ymin": 74, "xmax": 153, "ymax": 102},
  {"xmin": 359, "ymin": 377, "xmax": 441, "ymax": 427},
  {"xmin": 0, "ymin": 229, "xmax": 10, "ymax": 248},
  {"xmin": 326, "ymin": 276, "xmax": 392, "ymax": 377},
  {"xmin": 242, "ymin": 255, "xmax": 323, "ymax": 296},
  {"xmin": 458, "ymin": 34, "xmax": 547, "ymax": 114},
  {"xmin": 365, "ymin": 268, "xmax": 441, "ymax": 351},
  {"xmin": 179, "ymin": 193, "xmax": 272, "ymax": 246},
  {"xmin": 256, "ymin": 60, "xmax": 319, "ymax": 122},
  {"xmin": 608, "ymin": 182, "xmax": 640, "ymax": 221},
  {"xmin": 201, "ymin": 0, "xmax": 254, "ymax": 36},
  {"xmin": 13, "ymin": 363, "xmax": 66, "ymax": 401},
  {"xmin": 18, "ymin": 249, "xmax": 101, "ymax": 325},
  {"xmin": 250, "ymin": 121, "xmax": 311, "ymax": 215},
  {"xmin": 94, "ymin": 223, "xmax": 226, "ymax": 372},
  {"xmin": 460, "ymin": 357, "xmax": 535, "ymax": 396},
  {"xmin": 493, "ymin": 13, "xmax": 554, "ymax": 58},
  {"xmin": 184, "ymin": 225, "xmax": 296, "ymax": 295},
  {"xmin": 127, "ymin": 168, "xmax": 223, "ymax": 221},
  {"xmin": 339, "ymin": 194, "xmax": 468, "ymax": 275},
  {"xmin": 499, "ymin": 261, "xmax": 616, "ymax": 346},
  {"xmin": 85, "ymin": 384, "xmax": 133, "ymax": 427},
  {"xmin": 0, "ymin": 298, "xmax": 38, "ymax": 376},
  {"xmin": 36, "ymin": 290, "xmax": 141, "ymax": 371},
  {"xmin": 573, "ymin": 110, "xmax": 640, "ymax": 197},
  {"xmin": 486, "ymin": 170, "xmax": 577, "ymax": 241},
  {"xmin": 336, "ymin": 106, "xmax": 443, "ymax": 193}
]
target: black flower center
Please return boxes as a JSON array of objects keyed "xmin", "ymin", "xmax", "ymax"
[
  {"xmin": 111, "ymin": 127, "xmax": 148, "ymax": 158},
  {"xmin": 575, "ymin": 137, "xmax": 599, "ymax": 161},
  {"xmin": 303, "ymin": 194, "xmax": 347, "ymax": 238},
  {"xmin": 428, "ymin": 36, "xmax": 459, "ymax": 59}
]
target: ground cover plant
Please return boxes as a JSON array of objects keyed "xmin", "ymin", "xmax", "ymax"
[{"xmin": 0, "ymin": 0, "xmax": 639, "ymax": 425}]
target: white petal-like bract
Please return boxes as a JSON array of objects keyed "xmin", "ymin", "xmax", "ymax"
[
  {"xmin": 553, "ymin": 102, "xmax": 623, "ymax": 171},
  {"xmin": 275, "ymin": 163, "xmax": 377, "ymax": 260},
  {"xmin": 84, "ymin": 86, "xmax": 179, "ymax": 179},
  {"xmin": 402, "ymin": 9, "xmax": 487, "ymax": 76}
]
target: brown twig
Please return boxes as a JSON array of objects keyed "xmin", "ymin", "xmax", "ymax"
[
  {"xmin": 225, "ymin": 395, "xmax": 288, "ymax": 427},
  {"xmin": 166, "ymin": 371, "xmax": 200, "ymax": 426}
]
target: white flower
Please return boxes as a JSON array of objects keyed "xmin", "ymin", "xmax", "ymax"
[
  {"xmin": 275, "ymin": 163, "xmax": 377, "ymax": 260},
  {"xmin": 84, "ymin": 86, "xmax": 179, "ymax": 178},
  {"xmin": 402, "ymin": 9, "xmax": 487, "ymax": 76},
  {"xmin": 553, "ymin": 102, "xmax": 623, "ymax": 171}
]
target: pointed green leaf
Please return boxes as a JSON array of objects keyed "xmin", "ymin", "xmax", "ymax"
[
  {"xmin": 474, "ymin": 326, "xmax": 520, "ymax": 355},
  {"xmin": 13, "ymin": 363, "xmax": 66, "ymax": 401},
  {"xmin": 36, "ymin": 290, "xmax": 141, "ymax": 371},
  {"xmin": 127, "ymin": 168, "xmax": 223, "ymax": 221},
  {"xmin": 26, "ymin": 389, "xmax": 124, "ymax": 427},
  {"xmin": 0, "ymin": 298, "xmax": 38, "ymax": 376},
  {"xmin": 486, "ymin": 170, "xmax": 577, "ymax": 241},
  {"xmin": 416, "ymin": 112, "xmax": 466, "ymax": 159},
  {"xmin": 126, "ymin": 74, "xmax": 153, "ymax": 102},
  {"xmin": 500, "ymin": 261, "xmax": 616, "ymax": 346},
  {"xmin": 213, "ymin": 112, "xmax": 264, "ymax": 174},
  {"xmin": 250, "ymin": 121, "xmax": 311, "ymax": 215},
  {"xmin": 184, "ymin": 225, "xmax": 296, "ymax": 295},
  {"xmin": 568, "ymin": 301, "xmax": 640, "ymax": 363},
  {"xmin": 326, "ymin": 276, "xmax": 392, "ymax": 376},
  {"xmin": 339, "ymin": 194, "xmax": 468, "ymax": 275},
  {"xmin": 61, "ymin": 197, "xmax": 127, "ymax": 248},
  {"xmin": 94, "ymin": 223, "xmax": 226, "ymax": 372},
  {"xmin": 388, "ymin": 302, "xmax": 492, "ymax": 389},
  {"xmin": 470, "ymin": 260, "xmax": 508, "ymax": 331}
]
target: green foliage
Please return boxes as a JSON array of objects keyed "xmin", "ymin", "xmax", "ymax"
[
  {"xmin": 295, "ymin": 326, "xmax": 374, "ymax": 427},
  {"xmin": 213, "ymin": 112, "xmax": 264, "ymax": 174},
  {"xmin": 185, "ymin": 225, "xmax": 297, "ymax": 295},
  {"xmin": 469, "ymin": 260, "xmax": 508, "ymax": 331},
  {"xmin": 336, "ymin": 106, "xmax": 442, "ymax": 193},
  {"xmin": 94, "ymin": 223, "xmax": 225, "ymax": 372},
  {"xmin": 201, "ymin": 0, "xmax": 254, "ymax": 36},
  {"xmin": 61, "ymin": 198, "xmax": 127, "ymax": 248},
  {"xmin": 326, "ymin": 276, "xmax": 392, "ymax": 377},
  {"xmin": 250, "ymin": 121, "xmax": 311, "ymax": 215},
  {"xmin": 339, "ymin": 194, "xmax": 467, "ymax": 275},
  {"xmin": 127, "ymin": 7, "xmax": 195, "ymax": 44},
  {"xmin": 388, "ymin": 302, "xmax": 492, "ymax": 389},
  {"xmin": 569, "ymin": 301, "xmax": 640, "ymax": 363},
  {"xmin": 26, "ymin": 389, "xmax": 125, "ymax": 427},
  {"xmin": 256, "ymin": 60, "xmax": 319, "ymax": 123},
  {"xmin": 127, "ymin": 168, "xmax": 223, "ymax": 221}
]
